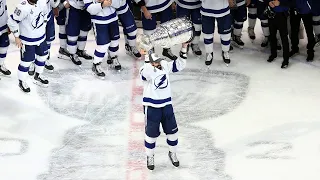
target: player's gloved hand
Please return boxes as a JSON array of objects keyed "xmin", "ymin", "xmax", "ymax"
[{"xmin": 15, "ymin": 37, "xmax": 22, "ymax": 49}]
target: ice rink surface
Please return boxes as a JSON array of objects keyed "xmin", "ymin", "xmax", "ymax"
[{"xmin": 1, "ymin": 1, "xmax": 320, "ymax": 180}]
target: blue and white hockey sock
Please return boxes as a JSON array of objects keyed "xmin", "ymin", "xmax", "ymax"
[
  {"xmin": 220, "ymin": 33, "xmax": 231, "ymax": 52},
  {"xmin": 203, "ymin": 33, "xmax": 214, "ymax": 54},
  {"xmin": 126, "ymin": 30, "xmax": 137, "ymax": 47},
  {"xmin": 67, "ymin": 36, "xmax": 78, "ymax": 55},
  {"xmin": 77, "ymin": 30, "xmax": 89, "ymax": 51},
  {"xmin": 109, "ymin": 40, "xmax": 119, "ymax": 57},
  {"xmin": 93, "ymin": 44, "xmax": 109, "ymax": 64},
  {"xmin": 0, "ymin": 46, "xmax": 8, "ymax": 65},
  {"xmin": 35, "ymin": 55, "xmax": 46, "ymax": 73},
  {"xmin": 167, "ymin": 133, "xmax": 178, "ymax": 153},
  {"xmin": 261, "ymin": 19, "xmax": 270, "ymax": 37},
  {"xmin": 233, "ymin": 20, "xmax": 244, "ymax": 37},
  {"xmin": 59, "ymin": 25, "xmax": 67, "ymax": 49},
  {"xmin": 18, "ymin": 60, "xmax": 33, "ymax": 81},
  {"xmin": 191, "ymin": 24, "xmax": 201, "ymax": 45},
  {"xmin": 145, "ymin": 135, "xmax": 156, "ymax": 156}
]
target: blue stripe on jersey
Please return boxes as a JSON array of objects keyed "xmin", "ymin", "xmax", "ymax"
[
  {"xmin": 201, "ymin": 6, "xmax": 229, "ymax": 15},
  {"xmin": 117, "ymin": 3, "xmax": 128, "ymax": 11},
  {"xmin": 147, "ymin": 0, "xmax": 171, "ymax": 11},
  {"xmin": 178, "ymin": 0, "xmax": 201, "ymax": 6},
  {"xmin": 143, "ymin": 97, "xmax": 172, "ymax": 104},
  {"xmin": 84, "ymin": 2, "xmax": 92, "ymax": 9},
  {"xmin": 91, "ymin": 12, "xmax": 117, "ymax": 21},
  {"xmin": 20, "ymin": 34, "xmax": 46, "ymax": 42},
  {"xmin": 10, "ymin": 15, "xmax": 20, "ymax": 23},
  {"xmin": 172, "ymin": 61, "xmax": 179, "ymax": 72},
  {"xmin": 0, "ymin": 24, "xmax": 8, "ymax": 31}
]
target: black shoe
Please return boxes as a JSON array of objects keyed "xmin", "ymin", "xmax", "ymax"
[
  {"xmin": 92, "ymin": 62, "xmax": 106, "ymax": 78},
  {"xmin": 267, "ymin": 55, "xmax": 277, "ymax": 62},
  {"xmin": 191, "ymin": 43, "xmax": 202, "ymax": 56},
  {"xmin": 289, "ymin": 49, "xmax": 299, "ymax": 57},
  {"xmin": 77, "ymin": 49, "xmax": 93, "ymax": 60},
  {"xmin": 306, "ymin": 51, "xmax": 314, "ymax": 62},
  {"xmin": 168, "ymin": 151, "xmax": 180, "ymax": 167},
  {"xmin": 45, "ymin": 60, "xmax": 54, "ymax": 71},
  {"xmin": 0, "ymin": 64, "xmax": 11, "ymax": 75},
  {"xmin": 222, "ymin": 51, "xmax": 231, "ymax": 65},
  {"xmin": 147, "ymin": 155, "xmax": 155, "ymax": 170},
  {"xmin": 162, "ymin": 48, "xmax": 177, "ymax": 60},
  {"xmin": 28, "ymin": 63, "xmax": 35, "ymax": 76},
  {"xmin": 69, "ymin": 54, "xmax": 82, "ymax": 65},
  {"xmin": 34, "ymin": 73, "xmax": 49, "ymax": 87},
  {"xmin": 281, "ymin": 61, "xmax": 289, "ymax": 69},
  {"xmin": 19, "ymin": 80, "xmax": 30, "ymax": 93},
  {"xmin": 205, "ymin": 52, "xmax": 213, "ymax": 66}
]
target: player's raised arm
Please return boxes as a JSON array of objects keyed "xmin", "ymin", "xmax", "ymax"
[
  {"xmin": 140, "ymin": 63, "xmax": 154, "ymax": 81},
  {"xmin": 162, "ymin": 43, "xmax": 188, "ymax": 73}
]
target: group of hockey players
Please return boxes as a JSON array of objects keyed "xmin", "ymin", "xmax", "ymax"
[{"xmin": 0, "ymin": 0, "xmax": 320, "ymax": 170}]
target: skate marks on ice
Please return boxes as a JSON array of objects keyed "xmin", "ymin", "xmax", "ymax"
[
  {"xmin": 36, "ymin": 68, "xmax": 249, "ymax": 180},
  {"xmin": 0, "ymin": 138, "xmax": 28, "ymax": 157}
]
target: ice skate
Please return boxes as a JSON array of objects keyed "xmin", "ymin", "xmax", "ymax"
[
  {"xmin": 281, "ymin": 60, "xmax": 289, "ymax": 69},
  {"xmin": 125, "ymin": 44, "xmax": 142, "ymax": 59},
  {"xmin": 179, "ymin": 50, "xmax": 187, "ymax": 59},
  {"xmin": 168, "ymin": 151, "xmax": 179, "ymax": 167},
  {"xmin": 232, "ymin": 35, "xmax": 244, "ymax": 49},
  {"xmin": 248, "ymin": 27, "xmax": 256, "ymax": 40},
  {"xmin": 19, "ymin": 80, "xmax": 30, "ymax": 93},
  {"xmin": 34, "ymin": 73, "xmax": 49, "ymax": 87},
  {"xmin": 77, "ymin": 49, "xmax": 93, "ymax": 60},
  {"xmin": 267, "ymin": 55, "xmax": 277, "ymax": 62},
  {"xmin": 315, "ymin": 34, "xmax": 320, "ymax": 47},
  {"xmin": 69, "ymin": 54, "xmax": 82, "ymax": 66},
  {"xmin": 45, "ymin": 59, "xmax": 54, "ymax": 72},
  {"xmin": 191, "ymin": 43, "xmax": 202, "ymax": 56},
  {"xmin": 162, "ymin": 48, "xmax": 177, "ymax": 60},
  {"xmin": 58, "ymin": 47, "xmax": 70, "ymax": 60},
  {"xmin": 147, "ymin": 155, "xmax": 155, "ymax": 170},
  {"xmin": 0, "ymin": 64, "xmax": 11, "ymax": 76},
  {"xmin": 110, "ymin": 56, "xmax": 121, "ymax": 71},
  {"xmin": 205, "ymin": 52, "xmax": 213, "ymax": 66},
  {"xmin": 28, "ymin": 63, "xmax": 35, "ymax": 76},
  {"xmin": 222, "ymin": 51, "xmax": 231, "ymax": 66},
  {"xmin": 92, "ymin": 62, "xmax": 105, "ymax": 79}
]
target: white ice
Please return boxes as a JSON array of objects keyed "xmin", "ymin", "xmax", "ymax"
[{"xmin": 1, "ymin": 1, "xmax": 320, "ymax": 180}]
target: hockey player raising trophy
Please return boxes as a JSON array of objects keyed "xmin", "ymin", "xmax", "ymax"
[{"xmin": 138, "ymin": 17, "xmax": 193, "ymax": 170}]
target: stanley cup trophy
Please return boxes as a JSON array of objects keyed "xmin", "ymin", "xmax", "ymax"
[{"xmin": 137, "ymin": 17, "xmax": 195, "ymax": 53}]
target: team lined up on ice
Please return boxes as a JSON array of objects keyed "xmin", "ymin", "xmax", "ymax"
[{"xmin": 1, "ymin": 0, "xmax": 320, "ymax": 92}]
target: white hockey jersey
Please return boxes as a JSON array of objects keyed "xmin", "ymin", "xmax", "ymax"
[
  {"xmin": 137, "ymin": 0, "xmax": 174, "ymax": 14},
  {"xmin": 69, "ymin": 0, "xmax": 85, "ymax": 10},
  {"xmin": 84, "ymin": 0, "xmax": 121, "ymax": 24},
  {"xmin": 140, "ymin": 55, "xmax": 186, "ymax": 108},
  {"xmin": 7, "ymin": 0, "xmax": 48, "ymax": 45},
  {"xmin": 117, "ymin": 0, "xmax": 129, "ymax": 15},
  {"xmin": 200, "ymin": 0, "xmax": 230, "ymax": 18},
  {"xmin": 0, "ymin": 0, "xmax": 8, "ymax": 36},
  {"xmin": 175, "ymin": 0, "xmax": 201, "ymax": 9}
]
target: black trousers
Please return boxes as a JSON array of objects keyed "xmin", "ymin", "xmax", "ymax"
[
  {"xmin": 290, "ymin": 10, "xmax": 315, "ymax": 54},
  {"xmin": 268, "ymin": 13, "xmax": 290, "ymax": 62}
]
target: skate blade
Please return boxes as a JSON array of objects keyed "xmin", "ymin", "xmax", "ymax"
[
  {"xmin": 91, "ymin": 72, "xmax": 105, "ymax": 80},
  {"xmin": 33, "ymin": 80, "xmax": 49, "ymax": 88},
  {"xmin": 45, "ymin": 69, "xmax": 54, "ymax": 73},
  {"xmin": 58, "ymin": 54, "xmax": 70, "ymax": 60},
  {"xmin": 225, "ymin": 63, "xmax": 229, "ymax": 67}
]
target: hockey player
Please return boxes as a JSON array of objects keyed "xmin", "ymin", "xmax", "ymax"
[
  {"xmin": 201, "ymin": 0, "xmax": 232, "ymax": 66},
  {"xmin": 8, "ymin": 0, "xmax": 49, "ymax": 92},
  {"xmin": 66, "ymin": 0, "xmax": 93, "ymax": 66},
  {"xmin": 0, "ymin": 0, "xmax": 11, "ymax": 77},
  {"xmin": 84, "ymin": 0, "xmax": 122, "ymax": 78},
  {"xmin": 140, "ymin": 43, "xmax": 188, "ymax": 170},
  {"xmin": 136, "ymin": 0, "xmax": 178, "ymax": 60},
  {"xmin": 247, "ymin": 0, "xmax": 270, "ymax": 47},
  {"xmin": 175, "ymin": 0, "xmax": 202, "ymax": 57},
  {"xmin": 114, "ymin": 0, "xmax": 142, "ymax": 60},
  {"xmin": 56, "ymin": 0, "xmax": 70, "ymax": 59},
  {"xmin": 311, "ymin": 1, "xmax": 320, "ymax": 46},
  {"xmin": 230, "ymin": 0, "xmax": 250, "ymax": 49}
]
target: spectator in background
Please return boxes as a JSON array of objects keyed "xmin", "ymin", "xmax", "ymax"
[
  {"xmin": 289, "ymin": 0, "xmax": 315, "ymax": 62},
  {"xmin": 266, "ymin": 0, "xmax": 291, "ymax": 69}
]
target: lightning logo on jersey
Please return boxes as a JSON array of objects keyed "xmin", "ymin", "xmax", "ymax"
[{"xmin": 154, "ymin": 74, "xmax": 168, "ymax": 90}]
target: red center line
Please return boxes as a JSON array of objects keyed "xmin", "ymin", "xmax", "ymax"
[{"xmin": 126, "ymin": 61, "xmax": 147, "ymax": 180}]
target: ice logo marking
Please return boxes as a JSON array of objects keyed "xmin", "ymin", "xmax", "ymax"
[{"xmin": 36, "ymin": 68, "xmax": 249, "ymax": 180}]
